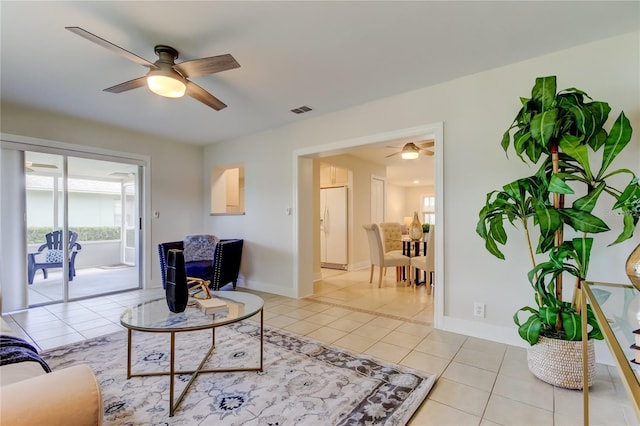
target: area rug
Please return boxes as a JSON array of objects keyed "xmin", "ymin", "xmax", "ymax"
[{"xmin": 42, "ymin": 321, "xmax": 435, "ymax": 425}]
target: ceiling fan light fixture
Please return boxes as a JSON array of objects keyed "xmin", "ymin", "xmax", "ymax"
[
  {"xmin": 146, "ymin": 70, "xmax": 186, "ymax": 98},
  {"xmin": 400, "ymin": 142, "xmax": 421, "ymax": 160},
  {"xmin": 401, "ymin": 151, "xmax": 420, "ymax": 160}
]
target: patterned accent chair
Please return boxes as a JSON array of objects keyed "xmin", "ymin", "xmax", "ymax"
[
  {"xmin": 158, "ymin": 237, "xmax": 244, "ymax": 291},
  {"xmin": 27, "ymin": 230, "xmax": 81, "ymax": 284}
]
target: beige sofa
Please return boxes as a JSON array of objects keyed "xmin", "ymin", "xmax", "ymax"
[{"xmin": 0, "ymin": 309, "xmax": 102, "ymax": 425}]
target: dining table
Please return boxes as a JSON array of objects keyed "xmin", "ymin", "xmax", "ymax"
[{"xmin": 399, "ymin": 236, "xmax": 427, "ymax": 285}]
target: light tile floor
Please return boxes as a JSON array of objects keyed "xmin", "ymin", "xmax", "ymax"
[{"xmin": 3, "ymin": 268, "xmax": 638, "ymax": 425}]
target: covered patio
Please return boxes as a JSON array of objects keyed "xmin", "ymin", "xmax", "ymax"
[{"xmin": 27, "ymin": 264, "xmax": 139, "ymax": 305}]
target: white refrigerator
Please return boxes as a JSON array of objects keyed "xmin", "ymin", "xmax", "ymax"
[{"xmin": 320, "ymin": 186, "xmax": 348, "ymax": 270}]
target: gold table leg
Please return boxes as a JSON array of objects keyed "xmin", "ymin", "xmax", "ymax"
[
  {"xmin": 127, "ymin": 329, "xmax": 132, "ymax": 379},
  {"xmin": 260, "ymin": 308, "xmax": 264, "ymax": 371},
  {"xmin": 169, "ymin": 331, "xmax": 176, "ymax": 416},
  {"xmin": 126, "ymin": 312, "xmax": 264, "ymax": 417},
  {"xmin": 581, "ymin": 283, "xmax": 589, "ymax": 426}
]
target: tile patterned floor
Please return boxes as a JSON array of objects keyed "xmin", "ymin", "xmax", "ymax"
[{"xmin": 3, "ymin": 268, "xmax": 638, "ymax": 425}]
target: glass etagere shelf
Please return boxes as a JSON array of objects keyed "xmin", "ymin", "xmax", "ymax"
[{"xmin": 582, "ymin": 281, "xmax": 640, "ymax": 424}]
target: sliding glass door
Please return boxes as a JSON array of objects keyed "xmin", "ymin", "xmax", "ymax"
[
  {"xmin": 25, "ymin": 153, "xmax": 65, "ymax": 303},
  {"xmin": 25, "ymin": 152, "xmax": 141, "ymax": 305}
]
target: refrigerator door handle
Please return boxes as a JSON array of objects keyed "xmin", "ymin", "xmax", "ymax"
[
  {"xmin": 324, "ymin": 208, "xmax": 329, "ymax": 234},
  {"xmin": 320, "ymin": 207, "xmax": 327, "ymax": 231}
]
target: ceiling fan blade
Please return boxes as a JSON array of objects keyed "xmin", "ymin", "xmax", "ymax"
[
  {"xmin": 65, "ymin": 26, "xmax": 157, "ymax": 68},
  {"xmin": 185, "ymin": 81, "xmax": 227, "ymax": 110},
  {"xmin": 30, "ymin": 163, "xmax": 58, "ymax": 169},
  {"xmin": 419, "ymin": 140, "xmax": 435, "ymax": 148},
  {"xmin": 385, "ymin": 152, "xmax": 401, "ymax": 158},
  {"xmin": 419, "ymin": 150, "xmax": 435, "ymax": 156},
  {"xmin": 175, "ymin": 54, "xmax": 240, "ymax": 78},
  {"xmin": 104, "ymin": 76, "xmax": 148, "ymax": 93}
]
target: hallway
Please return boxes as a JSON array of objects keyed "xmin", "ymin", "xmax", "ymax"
[{"xmin": 312, "ymin": 267, "xmax": 433, "ymax": 324}]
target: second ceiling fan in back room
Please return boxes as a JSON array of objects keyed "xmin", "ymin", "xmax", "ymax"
[
  {"xmin": 386, "ymin": 140, "xmax": 434, "ymax": 160},
  {"xmin": 66, "ymin": 27, "xmax": 240, "ymax": 110}
]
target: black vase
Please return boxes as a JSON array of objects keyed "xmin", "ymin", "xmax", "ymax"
[{"xmin": 166, "ymin": 249, "xmax": 188, "ymax": 313}]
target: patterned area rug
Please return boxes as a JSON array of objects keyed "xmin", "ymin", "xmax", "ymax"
[{"xmin": 42, "ymin": 322, "xmax": 435, "ymax": 425}]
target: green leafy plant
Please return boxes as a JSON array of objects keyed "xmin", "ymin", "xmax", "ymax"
[
  {"xmin": 477, "ymin": 76, "xmax": 639, "ymax": 345},
  {"xmin": 27, "ymin": 226, "xmax": 121, "ymax": 244}
]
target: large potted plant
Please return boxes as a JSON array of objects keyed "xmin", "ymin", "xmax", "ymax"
[{"xmin": 477, "ymin": 76, "xmax": 639, "ymax": 389}]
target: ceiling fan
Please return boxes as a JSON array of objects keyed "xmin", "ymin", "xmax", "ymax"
[
  {"xmin": 386, "ymin": 141, "xmax": 434, "ymax": 160},
  {"xmin": 25, "ymin": 161, "xmax": 58, "ymax": 172},
  {"xmin": 65, "ymin": 26, "xmax": 240, "ymax": 110}
]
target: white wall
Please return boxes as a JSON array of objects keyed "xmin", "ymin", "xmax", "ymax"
[
  {"xmin": 0, "ymin": 104, "xmax": 204, "ymax": 289},
  {"xmin": 204, "ymin": 32, "xmax": 640, "ymax": 345},
  {"xmin": 386, "ymin": 184, "xmax": 435, "ymax": 226},
  {"xmin": 386, "ymin": 184, "xmax": 405, "ymax": 223},
  {"xmin": 404, "ymin": 185, "xmax": 434, "ymax": 220}
]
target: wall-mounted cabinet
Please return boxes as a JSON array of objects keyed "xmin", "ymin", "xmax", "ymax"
[{"xmin": 320, "ymin": 163, "xmax": 348, "ymax": 187}]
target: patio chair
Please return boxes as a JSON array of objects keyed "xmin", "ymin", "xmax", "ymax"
[
  {"xmin": 158, "ymin": 237, "xmax": 244, "ymax": 291},
  {"xmin": 27, "ymin": 230, "xmax": 82, "ymax": 284}
]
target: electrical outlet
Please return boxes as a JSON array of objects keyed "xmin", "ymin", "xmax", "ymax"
[{"xmin": 474, "ymin": 302, "xmax": 485, "ymax": 318}]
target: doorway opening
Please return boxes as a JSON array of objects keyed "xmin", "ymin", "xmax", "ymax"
[{"xmin": 294, "ymin": 123, "xmax": 445, "ymax": 328}]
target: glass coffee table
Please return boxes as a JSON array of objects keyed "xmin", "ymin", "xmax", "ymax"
[{"xmin": 120, "ymin": 291, "xmax": 264, "ymax": 416}]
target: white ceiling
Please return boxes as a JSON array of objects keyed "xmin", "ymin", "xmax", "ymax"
[{"xmin": 2, "ymin": 1, "xmax": 638, "ymax": 186}]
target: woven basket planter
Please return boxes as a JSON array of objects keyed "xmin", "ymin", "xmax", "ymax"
[{"xmin": 527, "ymin": 336, "xmax": 595, "ymax": 389}]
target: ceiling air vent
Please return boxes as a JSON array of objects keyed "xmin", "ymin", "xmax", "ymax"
[{"xmin": 290, "ymin": 105, "xmax": 313, "ymax": 114}]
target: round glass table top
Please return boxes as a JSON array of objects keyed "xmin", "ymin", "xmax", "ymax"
[{"xmin": 120, "ymin": 291, "xmax": 263, "ymax": 332}]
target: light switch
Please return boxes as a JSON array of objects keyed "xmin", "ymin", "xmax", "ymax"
[{"xmin": 153, "ymin": 211, "xmax": 160, "ymax": 219}]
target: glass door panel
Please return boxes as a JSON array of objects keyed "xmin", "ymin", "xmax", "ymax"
[
  {"xmin": 25, "ymin": 152, "xmax": 141, "ymax": 305},
  {"xmin": 25, "ymin": 152, "xmax": 65, "ymax": 304},
  {"xmin": 123, "ymin": 179, "xmax": 137, "ymax": 265},
  {"xmin": 66, "ymin": 157, "xmax": 140, "ymax": 299}
]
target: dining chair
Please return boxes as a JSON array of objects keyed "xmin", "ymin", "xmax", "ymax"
[
  {"xmin": 378, "ymin": 222, "xmax": 404, "ymax": 255},
  {"xmin": 410, "ymin": 225, "xmax": 435, "ymax": 293},
  {"xmin": 379, "ymin": 222, "xmax": 406, "ymax": 280},
  {"xmin": 363, "ymin": 224, "xmax": 410, "ymax": 288}
]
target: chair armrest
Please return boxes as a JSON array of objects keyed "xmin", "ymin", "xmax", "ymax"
[
  {"xmin": 0, "ymin": 364, "xmax": 102, "ymax": 425},
  {"xmin": 211, "ymin": 239, "xmax": 244, "ymax": 290},
  {"xmin": 71, "ymin": 242, "xmax": 82, "ymax": 251}
]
